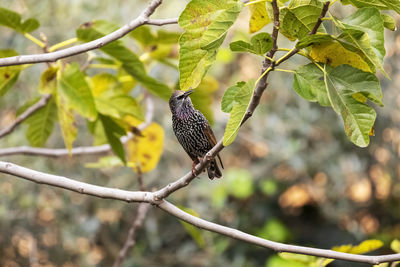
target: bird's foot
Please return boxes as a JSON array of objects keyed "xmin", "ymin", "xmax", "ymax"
[{"xmin": 191, "ymin": 160, "xmax": 199, "ymax": 177}]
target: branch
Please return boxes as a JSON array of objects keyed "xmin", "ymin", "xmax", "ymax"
[
  {"xmin": 0, "ymin": 97, "xmax": 154, "ymax": 157},
  {"xmin": 113, "ymin": 203, "xmax": 150, "ymax": 267},
  {"xmin": 0, "ymin": 94, "xmax": 51, "ymax": 139},
  {"xmin": 0, "ymin": 160, "xmax": 399, "ymax": 265},
  {"xmin": 0, "ymin": 0, "xmax": 178, "ymax": 67},
  {"xmin": 113, "ymin": 168, "xmax": 149, "ymax": 267}
]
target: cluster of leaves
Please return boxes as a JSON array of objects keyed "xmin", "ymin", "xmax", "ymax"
[
  {"xmin": 178, "ymin": 0, "xmax": 398, "ymax": 148},
  {"xmin": 0, "ymin": 8, "xmax": 184, "ymax": 171}
]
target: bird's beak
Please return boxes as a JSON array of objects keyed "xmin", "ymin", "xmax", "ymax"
[{"xmin": 183, "ymin": 89, "xmax": 194, "ymax": 98}]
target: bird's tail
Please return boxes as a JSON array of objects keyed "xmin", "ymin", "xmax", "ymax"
[{"xmin": 207, "ymin": 155, "xmax": 223, "ymax": 179}]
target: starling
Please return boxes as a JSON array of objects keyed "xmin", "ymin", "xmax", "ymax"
[{"xmin": 169, "ymin": 90, "xmax": 224, "ymax": 179}]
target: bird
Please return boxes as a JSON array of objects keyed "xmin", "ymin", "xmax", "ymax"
[{"xmin": 169, "ymin": 89, "xmax": 224, "ymax": 179}]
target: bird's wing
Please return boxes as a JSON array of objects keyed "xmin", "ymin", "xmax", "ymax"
[
  {"xmin": 202, "ymin": 123, "xmax": 217, "ymax": 146},
  {"xmin": 203, "ymin": 122, "xmax": 224, "ymax": 169}
]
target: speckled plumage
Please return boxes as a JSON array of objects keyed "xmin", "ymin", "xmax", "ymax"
[{"xmin": 169, "ymin": 90, "xmax": 223, "ymax": 179}]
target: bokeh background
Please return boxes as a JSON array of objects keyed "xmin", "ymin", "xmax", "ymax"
[{"xmin": 0, "ymin": 0, "xmax": 399, "ymax": 266}]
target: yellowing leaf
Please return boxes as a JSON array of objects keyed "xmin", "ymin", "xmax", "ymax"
[
  {"xmin": 91, "ymin": 73, "xmax": 118, "ymax": 96},
  {"xmin": 124, "ymin": 115, "xmax": 143, "ymax": 128},
  {"xmin": 56, "ymin": 95, "xmax": 77, "ymax": 153},
  {"xmin": 249, "ymin": 1, "xmax": 271, "ymax": 33},
  {"xmin": 391, "ymin": 239, "xmax": 400, "ymax": 253},
  {"xmin": 310, "ymin": 41, "xmax": 372, "ymax": 72},
  {"xmin": 127, "ymin": 123, "xmax": 164, "ymax": 173},
  {"xmin": 39, "ymin": 66, "xmax": 59, "ymax": 94},
  {"xmin": 333, "ymin": 239, "xmax": 383, "ymax": 254}
]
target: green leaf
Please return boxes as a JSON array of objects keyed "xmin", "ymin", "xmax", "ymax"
[
  {"xmin": 99, "ymin": 114, "xmax": 126, "ymax": 164},
  {"xmin": 77, "ymin": 20, "xmax": 171, "ymax": 100},
  {"xmin": 39, "ymin": 66, "xmax": 59, "ymax": 94},
  {"xmin": 267, "ymin": 255, "xmax": 309, "ymax": 267},
  {"xmin": 178, "ymin": 0, "xmax": 242, "ymax": 91},
  {"xmin": 294, "ymin": 64, "xmax": 382, "ymax": 147},
  {"xmin": 25, "ymin": 97, "xmax": 57, "ymax": 147},
  {"xmin": 279, "ymin": 253, "xmax": 316, "ymax": 265},
  {"xmin": 279, "ymin": 0, "xmax": 324, "ymax": 41},
  {"xmin": 333, "ymin": 8, "xmax": 387, "ymax": 76},
  {"xmin": 97, "ymin": 95, "xmax": 144, "ymax": 121},
  {"xmin": 381, "ymin": 13, "xmax": 396, "ymax": 31},
  {"xmin": 296, "ymin": 33, "xmax": 334, "ymax": 49},
  {"xmin": 344, "ymin": 0, "xmax": 400, "ymax": 14},
  {"xmin": 177, "ymin": 206, "xmax": 205, "ymax": 248},
  {"xmin": 223, "ymin": 79, "xmax": 255, "ymax": 146},
  {"xmin": 221, "ymin": 81, "xmax": 245, "ymax": 112},
  {"xmin": 85, "ymin": 155, "xmax": 124, "ymax": 168},
  {"xmin": 56, "ymin": 95, "xmax": 77, "ymax": 153},
  {"xmin": 0, "ymin": 49, "xmax": 22, "ymax": 96},
  {"xmin": 129, "ymin": 26, "xmax": 157, "ymax": 46},
  {"xmin": 90, "ymin": 73, "xmax": 144, "ymax": 121},
  {"xmin": 57, "ymin": 63, "xmax": 97, "ymax": 120},
  {"xmin": 129, "ymin": 26, "xmax": 181, "ymax": 46},
  {"xmin": 230, "ymin": 32, "xmax": 273, "ymax": 55},
  {"xmin": 293, "ymin": 64, "xmax": 331, "ymax": 106},
  {"xmin": 20, "ymin": 18, "xmax": 40, "ymax": 33},
  {"xmin": 0, "ymin": 7, "xmax": 39, "ymax": 33},
  {"xmin": 156, "ymin": 30, "xmax": 181, "ymax": 44},
  {"xmin": 16, "ymin": 96, "xmax": 41, "ymax": 116}
]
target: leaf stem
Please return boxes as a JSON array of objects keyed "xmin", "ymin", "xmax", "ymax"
[
  {"xmin": 313, "ymin": 62, "xmax": 326, "ymax": 73},
  {"xmin": 275, "ymin": 48, "xmax": 298, "ymax": 65},
  {"xmin": 48, "ymin": 38, "xmax": 78, "ymax": 52},
  {"xmin": 329, "ymin": 0, "xmax": 338, "ymax": 7},
  {"xmin": 263, "ymin": 55, "xmax": 274, "ymax": 62},
  {"xmin": 274, "ymin": 68, "xmax": 295, "ymax": 73},
  {"xmin": 255, "ymin": 66, "xmax": 272, "ymax": 86},
  {"xmin": 277, "ymin": 48, "xmax": 310, "ymax": 60},
  {"xmin": 23, "ymin": 33, "xmax": 45, "ymax": 48}
]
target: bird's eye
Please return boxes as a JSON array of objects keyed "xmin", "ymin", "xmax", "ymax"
[{"xmin": 177, "ymin": 94, "xmax": 185, "ymax": 100}]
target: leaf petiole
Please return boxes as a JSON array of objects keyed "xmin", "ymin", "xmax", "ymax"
[
  {"xmin": 23, "ymin": 33, "xmax": 45, "ymax": 48},
  {"xmin": 48, "ymin": 38, "xmax": 78, "ymax": 52},
  {"xmin": 274, "ymin": 68, "xmax": 295, "ymax": 74}
]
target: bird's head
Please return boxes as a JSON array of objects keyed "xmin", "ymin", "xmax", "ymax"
[{"xmin": 169, "ymin": 89, "xmax": 194, "ymax": 113}]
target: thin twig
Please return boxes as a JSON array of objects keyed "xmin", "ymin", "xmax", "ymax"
[
  {"xmin": 0, "ymin": 94, "xmax": 51, "ymax": 139},
  {"xmin": 112, "ymin": 203, "xmax": 150, "ymax": 267},
  {"xmin": 0, "ymin": 0, "xmax": 177, "ymax": 67},
  {"xmin": 0, "ymin": 97, "xmax": 154, "ymax": 157},
  {"xmin": 0, "ymin": 161, "xmax": 399, "ymax": 265},
  {"xmin": 113, "ymin": 168, "xmax": 149, "ymax": 267}
]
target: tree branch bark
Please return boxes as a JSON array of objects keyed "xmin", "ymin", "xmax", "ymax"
[
  {"xmin": 0, "ymin": 0, "xmax": 178, "ymax": 67},
  {"xmin": 0, "ymin": 94, "xmax": 51, "ymax": 139},
  {"xmin": 0, "ymin": 97, "xmax": 154, "ymax": 157},
  {"xmin": 0, "ymin": 160, "xmax": 399, "ymax": 265}
]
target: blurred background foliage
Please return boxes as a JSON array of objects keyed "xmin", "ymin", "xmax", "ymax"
[{"xmin": 0, "ymin": 0, "xmax": 399, "ymax": 266}]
